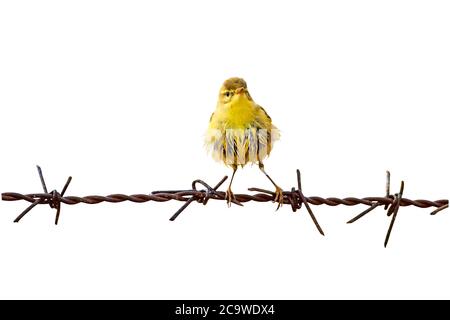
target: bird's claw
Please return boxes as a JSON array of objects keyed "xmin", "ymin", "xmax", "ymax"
[
  {"xmin": 274, "ymin": 186, "xmax": 284, "ymax": 210},
  {"xmin": 226, "ymin": 188, "xmax": 235, "ymax": 207}
]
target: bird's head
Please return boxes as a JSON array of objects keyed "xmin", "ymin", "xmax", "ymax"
[{"xmin": 218, "ymin": 77, "xmax": 253, "ymax": 105}]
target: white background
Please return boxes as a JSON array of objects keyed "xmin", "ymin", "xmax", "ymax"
[{"xmin": 0, "ymin": 0, "xmax": 449, "ymax": 299}]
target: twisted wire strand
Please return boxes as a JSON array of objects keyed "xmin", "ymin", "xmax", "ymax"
[
  {"xmin": 1, "ymin": 167, "xmax": 448, "ymax": 247},
  {"xmin": 2, "ymin": 191, "xmax": 447, "ymax": 208}
]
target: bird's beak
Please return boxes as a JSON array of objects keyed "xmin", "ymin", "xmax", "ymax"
[{"xmin": 235, "ymin": 87, "xmax": 245, "ymax": 95}]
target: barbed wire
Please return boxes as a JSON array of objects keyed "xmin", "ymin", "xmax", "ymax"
[{"xmin": 2, "ymin": 166, "xmax": 448, "ymax": 247}]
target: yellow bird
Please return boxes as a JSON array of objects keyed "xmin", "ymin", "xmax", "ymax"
[{"xmin": 205, "ymin": 77, "xmax": 283, "ymax": 207}]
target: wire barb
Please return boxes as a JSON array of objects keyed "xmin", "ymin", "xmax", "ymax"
[
  {"xmin": 430, "ymin": 204, "xmax": 448, "ymax": 215},
  {"xmin": 346, "ymin": 202, "xmax": 380, "ymax": 224},
  {"xmin": 296, "ymin": 170, "xmax": 324, "ymax": 236},
  {"xmin": 384, "ymin": 181, "xmax": 404, "ymax": 247},
  {"xmin": 384, "ymin": 170, "xmax": 391, "ymax": 210},
  {"xmin": 347, "ymin": 170, "xmax": 392, "ymax": 224},
  {"xmin": 12, "ymin": 166, "xmax": 72, "ymax": 225},
  {"xmin": 14, "ymin": 199, "xmax": 42, "ymax": 223},
  {"xmin": 169, "ymin": 176, "xmax": 229, "ymax": 221},
  {"xmin": 37, "ymin": 165, "xmax": 48, "ymax": 194}
]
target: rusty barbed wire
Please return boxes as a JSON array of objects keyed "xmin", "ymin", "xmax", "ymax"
[{"xmin": 1, "ymin": 166, "xmax": 448, "ymax": 247}]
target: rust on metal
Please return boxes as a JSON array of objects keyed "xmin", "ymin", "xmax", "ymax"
[{"xmin": 1, "ymin": 166, "xmax": 448, "ymax": 247}]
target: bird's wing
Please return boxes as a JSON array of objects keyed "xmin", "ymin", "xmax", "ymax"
[
  {"xmin": 254, "ymin": 104, "xmax": 280, "ymax": 157},
  {"xmin": 256, "ymin": 105, "xmax": 272, "ymax": 121},
  {"xmin": 254, "ymin": 104, "xmax": 274, "ymax": 130}
]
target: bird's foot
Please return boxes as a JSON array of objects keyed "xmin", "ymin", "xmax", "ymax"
[
  {"xmin": 273, "ymin": 186, "xmax": 284, "ymax": 210},
  {"xmin": 225, "ymin": 188, "xmax": 235, "ymax": 207}
]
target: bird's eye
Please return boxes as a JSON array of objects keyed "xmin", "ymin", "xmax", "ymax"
[{"xmin": 224, "ymin": 91, "xmax": 231, "ymax": 98}]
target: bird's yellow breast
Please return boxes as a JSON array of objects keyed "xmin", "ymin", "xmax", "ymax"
[{"xmin": 209, "ymin": 94, "xmax": 257, "ymax": 130}]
